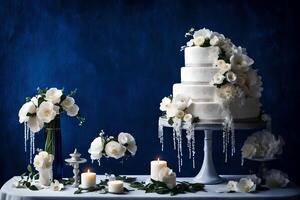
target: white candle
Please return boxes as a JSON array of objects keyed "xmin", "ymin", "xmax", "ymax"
[
  {"xmin": 81, "ymin": 169, "xmax": 96, "ymax": 188},
  {"xmin": 150, "ymin": 158, "xmax": 167, "ymax": 181},
  {"xmin": 108, "ymin": 180, "xmax": 124, "ymax": 193},
  {"xmin": 162, "ymin": 172, "xmax": 176, "ymax": 189}
]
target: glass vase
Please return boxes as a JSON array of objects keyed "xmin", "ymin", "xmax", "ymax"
[{"xmin": 45, "ymin": 116, "xmax": 63, "ymax": 179}]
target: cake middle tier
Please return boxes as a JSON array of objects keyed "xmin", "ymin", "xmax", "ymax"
[
  {"xmin": 181, "ymin": 67, "xmax": 220, "ymax": 83},
  {"xmin": 173, "ymin": 83, "xmax": 216, "ymax": 101}
]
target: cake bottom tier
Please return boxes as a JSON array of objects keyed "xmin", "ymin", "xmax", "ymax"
[{"xmin": 188, "ymin": 98, "xmax": 261, "ymax": 120}]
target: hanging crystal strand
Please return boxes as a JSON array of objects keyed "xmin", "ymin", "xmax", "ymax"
[
  {"xmin": 231, "ymin": 122, "xmax": 235, "ymax": 156},
  {"xmin": 29, "ymin": 131, "xmax": 33, "ymax": 164},
  {"xmin": 24, "ymin": 123, "xmax": 27, "ymax": 152},
  {"xmin": 158, "ymin": 124, "xmax": 164, "ymax": 151},
  {"xmin": 241, "ymin": 156, "xmax": 244, "ymax": 166},
  {"xmin": 177, "ymin": 130, "xmax": 181, "ymax": 172},
  {"xmin": 173, "ymin": 129, "xmax": 176, "ymax": 150},
  {"xmin": 191, "ymin": 125, "xmax": 196, "ymax": 168},
  {"xmin": 32, "ymin": 132, "xmax": 35, "ymax": 156}
]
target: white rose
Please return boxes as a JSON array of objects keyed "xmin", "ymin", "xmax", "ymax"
[
  {"xmin": 193, "ymin": 36, "xmax": 205, "ymax": 46},
  {"xmin": 166, "ymin": 104, "xmax": 178, "ymax": 118},
  {"xmin": 226, "ymin": 71, "xmax": 237, "ymax": 83},
  {"xmin": 214, "ymin": 59, "xmax": 226, "ymax": 68},
  {"xmin": 61, "ymin": 96, "xmax": 75, "ymax": 109},
  {"xmin": 33, "ymin": 151, "xmax": 54, "ymax": 169},
  {"xmin": 210, "ymin": 35, "xmax": 220, "ymax": 46},
  {"xmin": 18, "ymin": 101, "xmax": 37, "ymax": 123},
  {"xmin": 264, "ymin": 169, "xmax": 289, "ymax": 188},
  {"xmin": 45, "ymin": 88, "xmax": 63, "ymax": 104},
  {"xmin": 183, "ymin": 114, "xmax": 192, "ymax": 122},
  {"xmin": 36, "ymin": 101, "xmax": 57, "ymax": 123},
  {"xmin": 159, "ymin": 97, "xmax": 172, "ymax": 111},
  {"xmin": 31, "ymin": 96, "xmax": 39, "ymax": 107},
  {"xmin": 28, "ymin": 116, "xmax": 44, "ymax": 133},
  {"xmin": 211, "ymin": 73, "xmax": 225, "ymax": 85},
  {"xmin": 186, "ymin": 39, "xmax": 194, "ymax": 47},
  {"xmin": 226, "ymin": 181, "xmax": 238, "ymax": 192},
  {"xmin": 237, "ymin": 178, "xmax": 256, "ymax": 193},
  {"xmin": 173, "ymin": 94, "xmax": 191, "ymax": 110},
  {"xmin": 66, "ymin": 104, "xmax": 79, "ymax": 117},
  {"xmin": 105, "ymin": 141, "xmax": 126, "ymax": 159},
  {"xmin": 241, "ymin": 143, "xmax": 257, "ymax": 159},
  {"xmin": 230, "ymin": 53, "xmax": 254, "ymax": 72},
  {"xmin": 88, "ymin": 137, "xmax": 105, "ymax": 160},
  {"xmin": 193, "ymin": 28, "xmax": 212, "ymax": 39},
  {"xmin": 50, "ymin": 180, "xmax": 64, "ymax": 191}
]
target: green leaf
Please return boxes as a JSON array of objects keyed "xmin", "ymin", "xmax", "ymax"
[
  {"xmin": 27, "ymin": 165, "xmax": 32, "ymax": 173},
  {"xmin": 74, "ymin": 189, "xmax": 82, "ymax": 194},
  {"xmin": 29, "ymin": 185, "xmax": 39, "ymax": 191}
]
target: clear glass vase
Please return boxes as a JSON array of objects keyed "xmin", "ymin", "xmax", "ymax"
[{"xmin": 45, "ymin": 116, "xmax": 63, "ymax": 179}]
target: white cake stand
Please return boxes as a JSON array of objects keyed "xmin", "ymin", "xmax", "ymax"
[{"xmin": 158, "ymin": 117, "xmax": 266, "ymax": 185}]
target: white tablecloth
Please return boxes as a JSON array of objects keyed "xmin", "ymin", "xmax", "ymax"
[{"xmin": 1, "ymin": 175, "xmax": 300, "ymax": 200}]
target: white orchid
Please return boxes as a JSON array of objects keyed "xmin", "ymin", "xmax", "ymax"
[
  {"xmin": 264, "ymin": 169, "xmax": 289, "ymax": 188},
  {"xmin": 36, "ymin": 101, "xmax": 57, "ymax": 123},
  {"xmin": 237, "ymin": 178, "xmax": 256, "ymax": 193},
  {"xmin": 105, "ymin": 141, "xmax": 126, "ymax": 159},
  {"xmin": 45, "ymin": 88, "xmax": 63, "ymax": 104},
  {"xmin": 50, "ymin": 180, "xmax": 64, "ymax": 191},
  {"xmin": 159, "ymin": 97, "xmax": 172, "ymax": 111},
  {"xmin": 18, "ymin": 101, "xmax": 37, "ymax": 123}
]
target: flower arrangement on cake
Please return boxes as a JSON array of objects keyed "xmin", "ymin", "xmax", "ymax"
[{"xmin": 88, "ymin": 130, "xmax": 137, "ymax": 165}]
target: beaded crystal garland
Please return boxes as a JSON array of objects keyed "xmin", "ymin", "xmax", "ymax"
[{"xmin": 24, "ymin": 122, "xmax": 36, "ymax": 164}]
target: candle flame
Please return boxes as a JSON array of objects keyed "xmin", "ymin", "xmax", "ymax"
[
  {"xmin": 87, "ymin": 169, "xmax": 90, "ymax": 173},
  {"xmin": 157, "ymin": 157, "xmax": 160, "ymax": 161}
]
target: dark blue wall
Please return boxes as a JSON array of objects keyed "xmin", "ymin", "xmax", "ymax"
[{"xmin": 1, "ymin": 0, "xmax": 299, "ymax": 186}]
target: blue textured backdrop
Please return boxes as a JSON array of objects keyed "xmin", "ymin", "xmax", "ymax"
[{"xmin": 1, "ymin": 0, "xmax": 300, "ymax": 186}]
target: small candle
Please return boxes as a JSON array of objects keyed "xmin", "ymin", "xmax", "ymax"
[
  {"xmin": 108, "ymin": 180, "xmax": 124, "ymax": 193},
  {"xmin": 150, "ymin": 158, "xmax": 167, "ymax": 181},
  {"xmin": 81, "ymin": 169, "xmax": 96, "ymax": 188}
]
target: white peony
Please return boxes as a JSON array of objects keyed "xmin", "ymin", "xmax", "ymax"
[
  {"xmin": 211, "ymin": 73, "xmax": 225, "ymax": 85},
  {"xmin": 226, "ymin": 181, "xmax": 238, "ymax": 192},
  {"xmin": 28, "ymin": 116, "xmax": 44, "ymax": 133},
  {"xmin": 61, "ymin": 96, "xmax": 75, "ymax": 109},
  {"xmin": 36, "ymin": 101, "xmax": 57, "ymax": 123},
  {"xmin": 45, "ymin": 88, "xmax": 63, "ymax": 104},
  {"xmin": 193, "ymin": 28, "xmax": 212, "ymax": 39},
  {"xmin": 237, "ymin": 178, "xmax": 256, "ymax": 193},
  {"xmin": 159, "ymin": 97, "xmax": 172, "ymax": 111},
  {"xmin": 33, "ymin": 151, "xmax": 54, "ymax": 169},
  {"xmin": 66, "ymin": 104, "xmax": 79, "ymax": 117},
  {"xmin": 193, "ymin": 36, "xmax": 205, "ymax": 46},
  {"xmin": 264, "ymin": 169, "xmax": 289, "ymax": 188},
  {"xmin": 183, "ymin": 114, "xmax": 192, "ymax": 122},
  {"xmin": 105, "ymin": 141, "xmax": 126, "ymax": 159},
  {"xmin": 88, "ymin": 137, "xmax": 105, "ymax": 160},
  {"xmin": 173, "ymin": 94, "xmax": 191, "ymax": 110},
  {"xmin": 50, "ymin": 180, "xmax": 64, "ymax": 191},
  {"xmin": 18, "ymin": 101, "xmax": 37, "ymax": 123},
  {"xmin": 230, "ymin": 53, "xmax": 254, "ymax": 72},
  {"xmin": 226, "ymin": 71, "xmax": 237, "ymax": 83}
]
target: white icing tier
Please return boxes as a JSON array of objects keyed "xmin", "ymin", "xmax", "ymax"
[
  {"xmin": 187, "ymin": 98, "xmax": 261, "ymax": 120},
  {"xmin": 184, "ymin": 46, "xmax": 219, "ymax": 67},
  {"xmin": 181, "ymin": 67, "xmax": 220, "ymax": 83},
  {"xmin": 173, "ymin": 83, "xmax": 216, "ymax": 101}
]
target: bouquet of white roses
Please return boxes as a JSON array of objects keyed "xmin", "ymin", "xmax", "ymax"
[
  {"xmin": 88, "ymin": 131, "xmax": 137, "ymax": 164},
  {"xmin": 241, "ymin": 130, "xmax": 284, "ymax": 159}
]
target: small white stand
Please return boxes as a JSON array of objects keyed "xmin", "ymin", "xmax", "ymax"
[{"xmin": 158, "ymin": 117, "xmax": 265, "ymax": 185}]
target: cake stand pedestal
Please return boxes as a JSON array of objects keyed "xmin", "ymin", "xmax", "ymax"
[{"xmin": 158, "ymin": 117, "xmax": 266, "ymax": 185}]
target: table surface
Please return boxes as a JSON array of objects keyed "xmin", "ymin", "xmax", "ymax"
[{"xmin": 1, "ymin": 175, "xmax": 300, "ymax": 200}]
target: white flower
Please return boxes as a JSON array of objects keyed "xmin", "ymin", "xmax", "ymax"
[
  {"xmin": 241, "ymin": 143, "xmax": 257, "ymax": 159},
  {"xmin": 210, "ymin": 35, "xmax": 220, "ymax": 46},
  {"xmin": 45, "ymin": 88, "xmax": 63, "ymax": 104},
  {"xmin": 31, "ymin": 96, "xmax": 39, "ymax": 107},
  {"xmin": 186, "ymin": 39, "xmax": 194, "ymax": 47},
  {"xmin": 264, "ymin": 169, "xmax": 289, "ymax": 188},
  {"xmin": 183, "ymin": 114, "xmax": 192, "ymax": 122},
  {"xmin": 230, "ymin": 53, "xmax": 254, "ymax": 72},
  {"xmin": 66, "ymin": 104, "xmax": 79, "ymax": 117},
  {"xmin": 247, "ymin": 174, "xmax": 261, "ymax": 185},
  {"xmin": 214, "ymin": 59, "xmax": 226, "ymax": 67},
  {"xmin": 105, "ymin": 141, "xmax": 126, "ymax": 159},
  {"xmin": 33, "ymin": 151, "xmax": 54, "ymax": 169},
  {"xmin": 166, "ymin": 104, "xmax": 178, "ymax": 118},
  {"xmin": 173, "ymin": 94, "xmax": 191, "ymax": 110},
  {"xmin": 217, "ymin": 84, "xmax": 237, "ymax": 102},
  {"xmin": 214, "ymin": 60, "xmax": 231, "ymax": 74},
  {"xmin": 50, "ymin": 180, "xmax": 64, "ymax": 191},
  {"xmin": 226, "ymin": 71, "xmax": 237, "ymax": 83},
  {"xmin": 193, "ymin": 28, "xmax": 212, "ymax": 39},
  {"xmin": 226, "ymin": 181, "xmax": 238, "ymax": 192},
  {"xmin": 118, "ymin": 132, "xmax": 137, "ymax": 156},
  {"xmin": 18, "ymin": 101, "xmax": 37, "ymax": 123},
  {"xmin": 193, "ymin": 36, "xmax": 205, "ymax": 46},
  {"xmin": 36, "ymin": 101, "xmax": 57, "ymax": 123},
  {"xmin": 61, "ymin": 96, "xmax": 75, "ymax": 109},
  {"xmin": 211, "ymin": 73, "xmax": 225, "ymax": 85},
  {"xmin": 237, "ymin": 178, "xmax": 256, "ymax": 193},
  {"xmin": 159, "ymin": 97, "xmax": 172, "ymax": 111},
  {"xmin": 88, "ymin": 137, "xmax": 105, "ymax": 160},
  {"xmin": 28, "ymin": 116, "xmax": 44, "ymax": 133},
  {"xmin": 175, "ymin": 110, "xmax": 185, "ymax": 119}
]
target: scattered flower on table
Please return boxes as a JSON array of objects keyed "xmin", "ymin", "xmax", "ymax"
[
  {"xmin": 264, "ymin": 169, "xmax": 290, "ymax": 188},
  {"xmin": 50, "ymin": 180, "xmax": 64, "ymax": 191}
]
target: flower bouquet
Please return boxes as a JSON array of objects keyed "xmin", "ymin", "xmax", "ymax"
[{"xmin": 18, "ymin": 87, "xmax": 85, "ymax": 178}]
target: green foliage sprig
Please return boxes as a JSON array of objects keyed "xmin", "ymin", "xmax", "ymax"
[{"xmin": 15, "ymin": 165, "xmax": 39, "ymax": 191}]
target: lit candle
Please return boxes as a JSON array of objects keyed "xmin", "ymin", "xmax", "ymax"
[
  {"xmin": 81, "ymin": 169, "xmax": 96, "ymax": 188},
  {"xmin": 150, "ymin": 158, "xmax": 167, "ymax": 181},
  {"xmin": 108, "ymin": 180, "xmax": 124, "ymax": 193}
]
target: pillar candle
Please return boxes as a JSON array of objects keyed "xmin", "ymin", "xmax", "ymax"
[
  {"xmin": 150, "ymin": 158, "xmax": 167, "ymax": 181},
  {"xmin": 108, "ymin": 180, "xmax": 124, "ymax": 193},
  {"xmin": 81, "ymin": 169, "xmax": 96, "ymax": 188}
]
